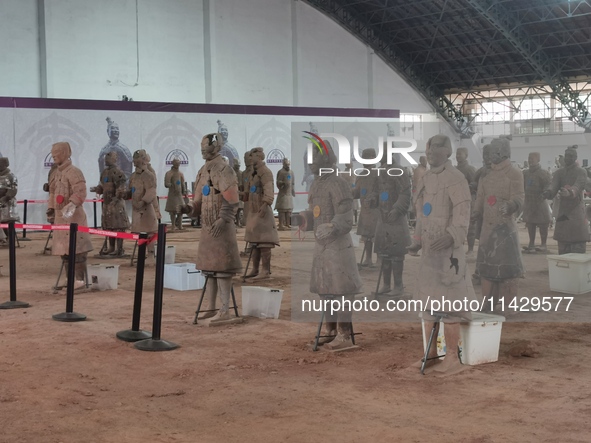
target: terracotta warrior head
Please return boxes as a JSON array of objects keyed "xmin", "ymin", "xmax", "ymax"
[
  {"xmin": 310, "ymin": 140, "xmax": 337, "ymax": 176},
  {"xmin": 528, "ymin": 152, "xmax": 540, "ymax": 168},
  {"xmin": 171, "ymin": 158, "xmax": 181, "ymax": 169},
  {"xmin": 51, "ymin": 142, "xmax": 72, "ymax": 166},
  {"xmin": 201, "ymin": 133, "xmax": 223, "ymax": 161},
  {"xmin": 244, "ymin": 150, "xmax": 252, "ymax": 167},
  {"xmin": 282, "ymin": 158, "xmax": 290, "ymax": 170},
  {"xmin": 106, "ymin": 117, "xmax": 120, "ymax": 141},
  {"xmin": 0, "ymin": 157, "xmax": 8, "ymax": 172},
  {"xmin": 565, "ymin": 145, "xmax": 578, "ymax": 167},
  {"xmin": 250, "ymin": 147, "xmax": 266, "ymax": 169},
  {"xmin": 419, "ymin": 155, "xmax": 427, "ymax": 168},
  {"xmin": 456, "ymin": 147, "xmax": 469, "ymax": 163},
  {"xmin": 105, "ymin": 151, "xmax": 118, "ymax": 167},
  {"xmin": 233, "ymin": 157, "xmax": 241, "ymax": 171},
  {"xmin": 489, "ymin": 138, "xmax": 511, "ymax": 165},
  {"xmin": 426, "ymin": 135, "xmax": 452, "ymax": 168},
  {"xmin": 133, "ymin": 149, "xmax": 148, "ymax": 169}
]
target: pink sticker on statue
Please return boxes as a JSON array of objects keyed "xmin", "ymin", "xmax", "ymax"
[
  {"xmin": 56, "ymin": 195, "xmax": 64, "ymax": 204},
  {"xmin": 487, "ymin": 196, "xmax": 497, "ymax": 206}
]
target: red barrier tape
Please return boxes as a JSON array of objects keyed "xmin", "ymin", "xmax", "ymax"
[
  {"xmin": 0, "ymin": 223, "xmax": 159, "ymax": 244},
  {"xmin": 15, "ymin": 195, "xmax": 197, "ymax": 204}
]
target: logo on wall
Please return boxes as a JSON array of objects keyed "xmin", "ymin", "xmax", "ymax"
[
  {"xmin": 266, "ymin": 149, "xmax": 286, "ymax": 164},
  {"xmin": 165, "ymin": 149, "xmax": 189, "ymax": 166},
  {"xmin": 43, "ymin": 152, "xmax": 54, "ymax": 169}
]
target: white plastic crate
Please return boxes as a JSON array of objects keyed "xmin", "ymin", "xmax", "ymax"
[
  {"xmin": 547, "ymin": 253, "xmax": 591, "ymax": 295},
  {"xmin": 241, "ymin": 286, "xmax": 284, "ymax": 319},
  {"xmin": 163, "ymin": 263, "xmax": 204, "ymax": 291},
  {"xmin": 420, "ymin": 312, "xmax": 505, "ymax": 366},
  {"xmin": 154, "ymin": 245, "xmax": 176, "ymax": 264},
  {"xmin": 88, "ymin": 264, "xmax": 119, "ymax": 291}
]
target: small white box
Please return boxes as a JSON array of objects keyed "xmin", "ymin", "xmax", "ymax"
[
  {"xmin": 88, "ymin": 264, "xmax": 119, "ymax": 291},
  {"xmin": 163, "ymin": 263, "xmax": 205, "ymax": 291},
  {"xmin": 241, "ymin": 286, "xmax": 284, "ymax": 319},
  {"xmin": 154, "ymin": 245, "xmax": 176, "ymax": 264},
  {"xmin": 547, "ymin": 253, "xmax": 591, "ymax": 295},
  {"xmin": 421, "ymin": 312, "xmax": 505, "ymax": 366}
]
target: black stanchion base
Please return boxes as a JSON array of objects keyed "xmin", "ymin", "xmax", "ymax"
[
  {"xmin": 52, "ymin": 312, "xmax": 87, "ymax": 322},
  {"xmin": 116, "ymin": 329, "xmax": 152, "ymax": 342},
  {"xmin": 0, "ymin": 300, "xmax": 30, "ymax": 309},
  {"xmin": 134, "ymin": 338, "xmax": 179, "ymax": 352}
]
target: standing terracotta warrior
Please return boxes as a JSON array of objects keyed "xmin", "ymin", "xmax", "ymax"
[
  {"xmin": 522, "ymin": 152, "xmax": 552, "ymax": 253},
  {"xmin": 375, "ymin": 153, "xmax": 412, "ymax": 296},
  {"xmin": 305, "ymin": 141, "xmax": 362, "ymax": 350},
  {"xmin": 455, "ymin": 147, "xmax": 477, "ymax": 256},
  {"xmin": 164, "ymin": 158, "xmax": 187, "ymax": 231},
  {"xmin": 472, "ymin": 137, "xmax": 524, "ymax": 310},
  {"xmin": 47, "ymin": 142, "xmax": 93, "ymax": 288},
  {"xmin": 241, "ymin": 151, "xmax": 254, "ymax": 222},
  {"xmin": 232, "ymin": 158, "xmax": 244, "ymax": 227},
  {"xmin": 127, "ymin": 150, "xmax": 158, "ymax": 256},
  {"xmin": 470, "ymin": 144, "xmax": 493, "ymax": 281},
  {"xmin": 99, "ymin": 118, "xmax": 133, "ymax": 182},
  {"xmin": 0, "ymin": 158, "xmax": 20, "ymax": 223},
  {"xmin": 178, "ymin": 133, "xmax": 241, "ymax": 323},
  {"xmin": 275, "ymin": 158, "xmax": 295, "ymax": 231},
  {"xmin": 408, "ymin": 135, "xmax": 477, "ymax": 374},
  {"xmin": 353, "ymin": 148, "xmax": 380, "ymax": 267},
  {"xmin": 542, "ymin": 145, "xmax": 589, "ymax": 254},
  {"xmin": 145, "ymin": 153, "xmax": 162, "ymax": 222},
  {"xmin": 244, "ymin": 147, "xmax": 280, "ymax": 280},
  {"xmin": 91, "ymin": 151, "xmax": 130, "ymax": 256}
]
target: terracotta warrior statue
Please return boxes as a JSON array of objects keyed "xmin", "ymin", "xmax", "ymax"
[
  {"xmin": 275, "ymin": 157, "xmax": 295, "ymax": 231},
  {"xmin": 353, "ymin": 148, "xmax": 380, "ymax": 267},
  {"xmin": 91, "ymin": 151, "xmax": 130, "ymax": 256},
  {"xmin": 164, "ymin": 158, "xmax": 187, "ymax": 231},
  {"xmin": 126, "ymin": 149, "xmax": 158, "ymax": 257},
  {"xmin": 470, "ymin": 143, "xmax": 493, "ymax": 282},
  {"xmin": 472, "ymin": 137, "xmax": 524, "ymax": 311},
  {"xmin": 304, "ymin": 140, "xmax": 362, "ymax": 350},
  {"xmin": 232, "ymin": 158, "xmax": 244, "ymax": 227},
  {"xmin": 178, "ymin": 133, "xmax": 242, "ymax": 323},
  {"xmin": 145, "ymin": 153, "xmax": 162, "ymax": 222},
  {"xmin": 99, "ymin": 118, "xmax": 133, "ymax": 182},
  {"xmin": 455, "ymin": 147, "xmax": 477, "ymax": 256},
  {"xmin": 522, "ymin": 152, "xmax": 552, "ymax": 253},
  {"xmin": 542, "ymin": 145, "xmax": 589, "ymax": 254},
  {"xmin": 244, "ymin": 147, "xmax": 280, "ymax": 280},
  {"xmin": 375, "ymin": 151, "xmax": 412, "ymax": 296},
  {"xmin": 47, "ymin": 142, "xmax": 93, "ymax": 288},
  {"xmin": 408, "ymin": 135, "xmax": 477, "ymax": 374},
  {"xmin": 0, "ymin": 158, "xmax": 20, "ymax": 223}
]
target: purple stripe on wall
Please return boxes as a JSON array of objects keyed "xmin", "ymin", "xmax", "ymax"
[{"xmin": 0, "ymin": 97, "xmax": 399, "ymax": 118}]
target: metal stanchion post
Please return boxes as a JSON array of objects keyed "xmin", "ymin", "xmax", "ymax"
[
  {"xmin": 52, "ymin": 223, "xmax": 86, "ymax": 322},
  {"xmin": 0, "ymin": 221, "xmax": 30, "ymax": 309},
  {"xmin": 20, "ymin": 200, "xmax": 31, "ymax": 241},
  {"xmin": 93, "ymin": 201, "xmax": 98, "ymax": 228},
  {"xmin": 117, "ymin": 233, "xmax": 152, "ymax": 341},
  {"xmin": 135, "ymin": 224, "xmax": 178, "ymax": 351}
]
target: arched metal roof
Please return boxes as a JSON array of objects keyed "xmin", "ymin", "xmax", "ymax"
[{"xmin": 305, "ymin": 0, "xmax": 591, "ymax": 133}]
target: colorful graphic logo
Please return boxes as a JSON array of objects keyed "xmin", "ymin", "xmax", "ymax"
[
  {"xmin": 43, "ymin": 152, "xmax": 54, "ymax": 169},
  {"xmin": 266, "ymin": 148, "xmax": 286, "ymax": 164},
  {"xmin": 302, "ymin": 131, "xmax": 328, "ymax": 155}
]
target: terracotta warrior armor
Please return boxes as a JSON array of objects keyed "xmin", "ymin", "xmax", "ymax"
[
  {"xmin": 0, "ymin": 158, "xmax": 19, "ymax": 222},
  {"xmin": 91, "ymin": 151, "xmax": 130, "ymax": 256},
  {"xmin": 542, "ymin": 146, "xmax": 589, "ymax": 254},
  {"xmin": 179, "ymin": 133, "xmax": 241, "ymax": 323},
  {"xmin": 275, "ymin": 158, "xmax": 295, "ymax": 230},
  {"xmin": 47, "ymin": 142, "xmax": 93, "ymax": 287},
  {"xmin": 164, "ymin": 158, "xmax": 187, "ymax": 231},
  {"xmin": 244, "ymin": 147, "xmax": 280, "ymax": 280},
  {"xmin": 354, "ymin": 148, "xmax": 380, "ymax": 267},
  {"xmin": 305, "ymin": 141, "xmax": 362, "ymax": 351}
]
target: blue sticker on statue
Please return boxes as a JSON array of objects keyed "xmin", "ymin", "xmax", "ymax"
[
  {"xmin": 287, "ymin": 175, "xmax": 291, "ymax": 180},
  {"xmin": 250, "ymin": 185, "xmax": 257, "ymax": 193},
  {"xmin": 361, "ymin": 188, "xmax": 367, "ymax": 197},
  {"xmin": 527, "ymin": 179, "xmax": 533, "ymax": 186},
  {"xmin": 202, "ymin": 185, "xmax": 210, "ymax": 196},
  {"xmin": 176, "ymin": 180, "xmax": 181, "ymax": 185},
  {"xmin": 244, "ymin": 177, "xmax": 248, "ymax": 182},
  {"xmin": 104, "ymin": 177, "xmax": 108, "ymax": 183},
  {"xmin": 423, "ymin": 202, "xmax": 432, "ymax": 216},
  {"xmin": 380, "ymin": 191, "xmax": 389, "ymax": 201},
  {"xmin": 131, "ymin": 187, "xmax": 135, "ymax": 193}
]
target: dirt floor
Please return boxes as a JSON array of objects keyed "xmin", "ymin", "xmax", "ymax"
[{"xmin": 1, "ymin": 223, "xmax": 591, "ymax": 443}]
